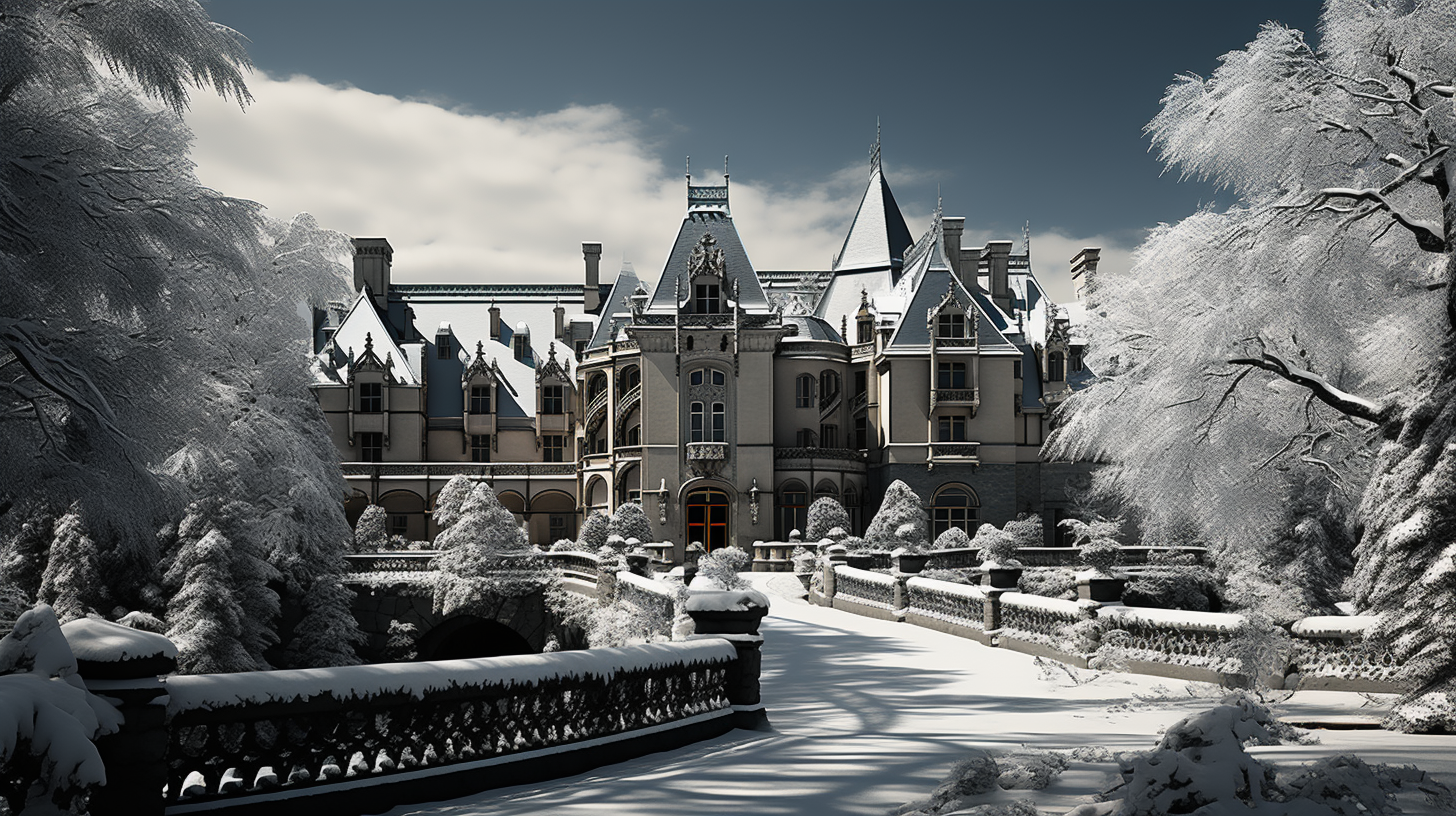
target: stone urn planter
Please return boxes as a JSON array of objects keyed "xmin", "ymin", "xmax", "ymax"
[
  {"xmin": 625, "ymin": 552, "xmax": 651, "ymax": 576},
  {"xmin": 685, "ymin": 588, "xmax": 770, "ymax": 635},
  {"xmin": 845, "ymin": 553, "xmax": 876, "ymax": 570},
  {"xmin": 984, "ymin": 566, "xmax": 1023, "ymax": 589},
  {"xmin": 1077, "ymin": 576, "xmax": 1125, "ymax": 602},
  {"xmin": 892, "ymin": 552, "xmax": 931, "ymax": 574}
]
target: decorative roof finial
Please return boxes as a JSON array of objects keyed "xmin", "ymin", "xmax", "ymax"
[
  {"xmin": 934, "ymin": 186, "xmax": 943, "ymax": 232},
  {"xmin": 1023, "ymin": 220, "xmax": 1032, "ymax": 262},
  {"xmin": 364, "ymin": 332, "xmax": 374, "ymax": 354},
  {"xmin": 841, "ymin": 314, "xmax": 848, "ymax": 339},
  {"xmin": 724, "ymin": 154, "xmax": 729, "ymax": 182},
  {"xmin": 476, "ymin": 339, "xmax": 484, "ymax": 357},
  {"xmin": 685, "ymin": 155, "xmax": 691, "ymax": 183},
  {"xmin": 860, "ymin": 287, "xmax": 869, "ymax": 308},
  {"xmin": 870, "ymin": 118, "xmax": 882, "ymax": 176}
]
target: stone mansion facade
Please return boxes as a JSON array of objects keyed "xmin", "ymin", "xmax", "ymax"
[{"xmin": 310, "ymin": 147, "xmax": 1098, "ymax": 556}]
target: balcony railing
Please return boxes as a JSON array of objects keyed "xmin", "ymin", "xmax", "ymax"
[
  {"xmin": 851, "ymin": 392, "xmax": 868, "ymax": 415},
  {"xmin": 933, "ymin": 388, "xmax": 976, "ymax": 404},
  {"xmin": 341, "ymin": 462, "xmax": 578, "ymax": 478},
  {"xmin": 686, "ymin": 442, "xmax": 728, "ymax": 461},
  {"xmin": 930, "ymin": 443, "xmax": 979, "ymax": 460},
  {"xmin": 850, "ymin": 342, "xmax": 875, "ymax": 360},
  {"xmin": 774, "ymin": 447, "xmax": 866, "ymax": 463}
]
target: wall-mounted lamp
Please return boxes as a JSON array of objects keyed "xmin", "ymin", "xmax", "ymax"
[
  {"xmin": 654, "ymin": 478, "xmax": 670, "ymax": 525},
  {"xmin": 748, "ymin": 478, "xmax": 762, "ymax": 526}
]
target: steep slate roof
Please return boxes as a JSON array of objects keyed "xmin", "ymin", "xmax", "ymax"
[
  {"xmin": 887, "ymin": 221, "xmax": 1016, "ymax": 351},
  {"xmin": 587, "ymin": 261, "xmax": 644, "ymax": 350},
  {"xmin": 320, "ymin": 290, "xmax": 421, "ymax": 385},
  {"xmin": 833, "ymin": 163, "xmax": 914, "ymax": 274},
  {"xmin": 645, "ymin": 212, "xmax": 771, "ymax": 314},
  {"xmin": 815, "ymin": 268, "xmax": 896, "ymax": 337},
  {"xmin": 781, "ymin": 315, "xmax": 845, "ymax": 343}
]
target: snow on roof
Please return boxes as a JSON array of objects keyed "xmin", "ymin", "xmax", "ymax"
[
  {"xmin": 833, "ymin": 165, "xmax": 914, "ymax": 273},
  {"xmin": 323, "ymin": 290, "xmax": 421, "ymax": 385},
  {"xmin": 886, "ymin": 223, "xmax": 1016, "ymax": 352},
  {"xmin": 587, "ymin": 262, "xmax": 645, "ymax": 351},
  {"xmin": 814, "ymin": 268, "xmax": 895, "ymax": 336},
  {"xmin": 780, "ymin": 315, "xmax": 844, "ymax": 344}
]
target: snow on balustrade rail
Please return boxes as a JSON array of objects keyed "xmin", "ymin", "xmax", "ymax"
[
  {"xmin": 1289, "ymin": 616, "xmax": 1400, "ymax": 686},
  {"xmin": 905, "ymin": 577, "xmax": 987, "ymax": 632},
  {"xmin": 833, "ymin": 565, "xmax": 897, "ymax": 610},
  {"xmin": 542, "ymin": 551, "xmax": 603, "ymax": 585},
  {"xmin": 340, "ymin": 462, "xmax": 578, "ymax": 478},
  {"xmin": 996, "ymin": 592, "xmax": 1095, "ymax": 652},
  {"xmin": 163, "ymin": 641, "xmax": 735, "ymax": 808},
  {"xmin": 345, "ymin": 552, "xmax": 439, "ymax": 573},
  {"xmin": 1098, "ymin": 605, "xmax": 1246, "ymax": 673}
]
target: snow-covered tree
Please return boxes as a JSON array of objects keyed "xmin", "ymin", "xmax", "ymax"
[
  {"xmin": 865, "ymin": 481, "xmax": 928, "ymax": 550},
  {"xmin": 933, "ymin": 527, "xmax": 972, "ymax": 551},
  {"xmin": 164, "ymin": 529, "xmax": 253, "ymax": 674},
  {"xmin": 354, "ymin": 505, "xmax": 389, "ymax": 552},
  {"xmin": 607, "ymin": 502, "xmax": 653, "ymax": 544},
  {"xmin": 281, "ymin": 574, "xmax": 363, "ymax": 669},
  {"xmin": 1003, "ymin": 514, "xmax": 1044, "ymax": 549},
  {"xmin": 431, "ymin": 475, "xmax": 474, "ymax": 533},
  {"xmin": 432, "ymin": 483, "xmax": 550, "ymax": 617},
  {"xmin": 804, "ymin": 497, "xmax": 851, "ymax": 542},
  {"xmin": 0, "ymin": 506, "xmax": 52, "ymax": 604},
  {"xmin": 37, "ymin": 507, "xmax": 102, "ymax": 623},
  {"xmin": 1061, "ymin": 517, "xmax": 1124, "ymax": 577},
  {"xmin": 1046, "ymin": 0, "xmax": 1456, "ymax": 730}
]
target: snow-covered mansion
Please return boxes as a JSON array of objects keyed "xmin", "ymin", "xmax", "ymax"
[{"xmin": 309, "ymin": 150, "xmax": 1098, "ymax": 555}]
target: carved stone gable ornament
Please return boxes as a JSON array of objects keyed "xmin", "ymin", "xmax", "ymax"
[{"xmin": 688, "ymin": 233, "xmax": 726, "ymax": 280}]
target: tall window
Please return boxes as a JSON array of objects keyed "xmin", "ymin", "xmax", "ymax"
[
  {"xmin": 938, "ymin": 415, "xmax": 967, "ymax": 442},
  {"xmin": 796, "ymin": 428, "xmax": 817, "ymax": 447},
  {"xmin": 936, "ymin": 312, "xmax": 966, "ymax": 338},
  {"xmin": 543, "ymin": 435, "xmax": 565, "ymax": 462},
  {"xmin": 857, "ymin": 316, "xmax": 873, "ymax": 344},
  {"xmin": 389, "ymin": 514, "xmax": 408, "ymax": 537},
  {"xmin": 625, "ymin": 425, "xmax": 641, "ymax": 446},
  {"xmin": 854, "ymin": 370, "xmax": 867, "ymax": 396},
  {"xmin": 937, "ymin": 362, "xmax": 967, "ymax": 389},
  {"xmin": 711, "ymin": 402, "xmax": 726, "ymax": 442},
  {"xmin": 542, "ymin": 384, "xmax": 564, "ymax": 414},
  {"xmin": 854, "ymin": 416, "xmax": 868, "ymax": 450},
  {"xmin": 549, "ymin": 514, "xmax": 569, "ymax": 543},
  {"xmin": 436, "ymin": 335, "xmax": 451, "ymax": 359},
  {"xmin": 359, "ymin": 432, "xmax": 383, "ymax": 462},
  {"xmin": 1070, "ymin": 348, "xmax": 1084, "ymax": 373},
  {"xmin": 469, "ymin": 385, "xmax": 490, "ymax": 414},
  {"xmin": 820, "ymin": 424, "xmax": 838, "ymax": 448},
  {"xmin": 778, "ymin": 485, "xmax": 808, "ymax": 540},
  {"xmin": 471, "ymin": 434, "xmax": 490, "ymax": 462},
  {"xmin": 359, "ymin": 382, "xmax": 382, "ymax": 413},
  {"xmin": 931, "ymin": 486, "xmax": 978, "ymax": 539},
  {"xmin": 586, "ymin": 373, "xmax": 607, "ymax": 402},
  {"xmin": 693, "ymin": 283, "xmax": 720, "ymax": 314},
  {"xmin": 795, "ymin": 374, "xmax": 816, "ymax": 408},
  {"xmin": 1048, "ymin": 351, "xmax": 1065, "ymax": 382},
  {"xmin": 513, "ymin": 334, "xmax": 528, "ymax": 361},
  {"xmin": 1013, "ymin": 359, "xmax": 1023, "ymax": 379},
  {"xmin": 622, "ymin": 366, "xmax": 641, "ymax": 391},
  {"xmin": 820, "ymin": 370, "xmax": 839, "ymax": 402},
  {"xmin": 690, "ymin": 401, "xmax": 704, "ymax": 442}
]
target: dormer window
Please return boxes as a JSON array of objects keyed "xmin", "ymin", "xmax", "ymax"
[
  {"xmin": 857, "ymin": 317, "xmax": 874, "ymax": 344},
  {"xmin": 469, "ymin": 385, "xmax": 491, "ymax": 414},
  {"xmin": 1048, "ymin": 351, "xmax": 1066, "ymax": 382},
  {"xmin": 542, "ymin": 384, "xmax": 564, "ymax": 414},
  {"xmin": 694, "ymin": 283, "xmax": 721, "ymax": 314},
  {"xmin": 436, "ymin": 335, "xmax": 451, "ymax": 359},
  {"xmin": 359, "ymin": 382, "xmax": 382, "ymax": 413},
  {"xmin": 936, "ymin": 312, "xmax": 966, "ymax": 339}
]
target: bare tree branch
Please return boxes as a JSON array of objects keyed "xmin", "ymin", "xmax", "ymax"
[{"xmin": 1228, "ymin": 350, "xmax": 1390, "ymax": 425}]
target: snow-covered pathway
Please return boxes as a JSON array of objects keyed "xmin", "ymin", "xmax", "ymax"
[{"xmin": 385, "ymin": 576, "xmax": 1456, "ymax": 816}]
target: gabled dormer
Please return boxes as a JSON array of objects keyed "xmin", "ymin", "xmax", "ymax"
[
  {"xmin": 928, "ymin": 280, "xmax": 976, "ymax": 348},
  {"xmin": 347, "ymin": 332, "xmax": 396, "ymax": 455},
  {"xmin": 462, "ymin": 340, "xmax": 499, "ymax": 459},
  {"xmin": 680, "ymin": 233, "xmax": 734, "ymax": 315},
  {"xmin": 534, "ymin": 344, "xmax": 574, "ymax": 460}
]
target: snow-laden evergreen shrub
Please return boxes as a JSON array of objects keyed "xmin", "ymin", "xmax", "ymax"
[
  {"xmin": 576, "ymin": 510, "xmax": 610, "ymax": 551},
  {"xmin": 38, "ymin": 508, "xmax": 103, "ymax": 624},
  {"xmin": 840, "ymin": 535, "xmax": 869, "ymax": 554},
  {"xmin": 865, "ymin": 480, "xmax": 928, "ymax": 550},
  {"xmin": 353, "ymin": 505, "xmax": 388, "ymax": 552},
  {"xmin": 0, "ymin": 508, "xmax": 52, "ymax": 604},
  {"xmin": 383, "ymin": 620, "xmax": 418, "ymax": 662},
  {"xmin": 549, "ymin": 539, "xmax": 576, "ymax": 552},
  {"xmin": 431, "ymin": 475, "xmax": 474, "ymax": 533},
  {"xmin": 804, "ymin": 497, "xmax": 850, "ymax": 542},
  {"xmin": 694, "ymin": 547, "xmax": 751, "ymax": 591},
  {"xmin": 933, "ymin": 527, "xmax": 972, "ymax": 551},
  {"xmin": 1018, "ymin": 568, "xmax": 1077, "ymax": 600},
  {"xmin": 973, "ymin": 523, "xmax": 1021, "ymax": 568},
  {"xmin": 1123, "ymin": 565, "xmax": 1221, "ymax": 612},
  {"xmin": 1061, "ymin": 517, "xmax": 1123, "ymax": 576},
  {"xmin": 282, "ymin": 572, "xmax": 364, "ymax": 668},
  {"xmin": 607, "ymin": 502, "xmax": 652, "ymax": 544},
  {"xmin": 1002, "ymin": 513, "xmax": 1043, "ymax": 549},
  {"xmin": 164, "ymin": 529, "xmax": 254, "ymax": 673}
]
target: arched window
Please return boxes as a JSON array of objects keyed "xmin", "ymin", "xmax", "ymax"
[
  {"xmin": 931, "ymin": 485, "xmax": 979, "ymax": 539},
  {"xmin": 796, "ymin": 374, "xmax": 816, "ymax": 408},
  {"xmin": 621, "ymin": 366, "xmax": 641, "ymax": 392},
  {"xmin": 625, "ymin": 424, "xmax": 641, "ymax": 446},
  {"xmin": 586, "ymin": 373, "xmax": 607, "ymax": 402},
  {"xmin": 711, "ymin": 402, "xmax": 725, "ymax": 442},
  {"xmin": 820, "ymin": 370, "xmax": 840, "ymax": 402},
  {"xmin": 1048, "ymin": 351, "xmax": 1065, "ymax": 382},
  {"xmin": 814, "ymin": 480, "xmax": 838, "ymax": 499}
]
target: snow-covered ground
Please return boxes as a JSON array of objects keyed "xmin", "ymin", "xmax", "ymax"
[{"xmin": 385, "ymin": 574, "xmax": 1456, "ymax": 816}]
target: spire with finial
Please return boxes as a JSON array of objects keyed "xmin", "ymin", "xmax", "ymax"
[
  {"xmin": 724, "ymin": 154, "xmax": 729, "ymax": 182},
  {"xmin": 860, "ymin": 287, "xmax": 869, "ymax": 308},
  {"xmin": 1023, "ymin": 220, "xmax": 1032, "ymax": 262},
  {"xmin": 841, "ymin": 314, "xmax": 848, "ymax": 339},
  {"xmin": 364, "ymin": 332, "xmax": 374, "ymax": 354},
  {"xmin": 869, "ymin": 117, "xmax": 882, "ymax": 176}
]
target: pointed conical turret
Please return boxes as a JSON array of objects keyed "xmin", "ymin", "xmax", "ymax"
[{"xmin": 832, "ymin": 129, "xmax": 914, "ymax": 275}]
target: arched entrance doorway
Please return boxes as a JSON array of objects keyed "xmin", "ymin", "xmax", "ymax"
[
  {"xmin": 685, "ymin": 488, "xmax": 730, "ymax": 551},
  {"xmin": 415, "ymin": 615, "xmax": 534, "ymax": 661}
]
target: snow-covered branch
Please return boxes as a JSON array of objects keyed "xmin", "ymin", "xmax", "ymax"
[{"xmin": 1227, "ymin": 351, "xmax": 1389, "ymax": 425}]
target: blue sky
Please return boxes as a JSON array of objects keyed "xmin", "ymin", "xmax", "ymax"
[{"xmin": 190, "ymin": 1, "xmax": 1323, "ymax": 300}]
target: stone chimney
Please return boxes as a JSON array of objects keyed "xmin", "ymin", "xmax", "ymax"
[
  {"xmin": 554, "ymin": 301, "xmax": 566, "ymax": 340},
  {"xmin": 941, "ymin": 217, "xmax": 965, "ymax": 284},
  {"xmin": 583, "ymin": 242, "xmax": 602, "ymax": 313},
  {"xmin": 986, "ymin": 240, "xmax": 1013, "ymax": 313},
  {"xmin": 489, "ymin": 302, "xmax": 501, "ymax": 340},
  {"xmin": 1070, "ymin": 247, "xmax": 1101, "ymax": 300},
  {"xmin": 352, "ymin": 238, "xmax": 393, "ymax": 311}
]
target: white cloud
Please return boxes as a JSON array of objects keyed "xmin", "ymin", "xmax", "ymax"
[{"xmin": 185, "ymin": 73, "xmax": 1135, "ymax": 300}]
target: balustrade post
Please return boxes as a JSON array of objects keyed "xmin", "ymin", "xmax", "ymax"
[
  {"xmin": 984, "ymin": 588, "xmax": 1008, "ymax": 636},
  {"xmin": 822, "ymin": 544, "xmax": 846, "ymax": 603},
  {"xmin": 686, "ymin": 594, "xmax": 771, "ymax": 732},
  {"xmin": 62, "ymin": 619, "xmax": 178, "ymax": 816}
]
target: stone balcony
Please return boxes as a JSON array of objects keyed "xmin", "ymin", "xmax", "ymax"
[{"xmin": 686, "ymin": 442, "xmax": 728, "ymax": 461}]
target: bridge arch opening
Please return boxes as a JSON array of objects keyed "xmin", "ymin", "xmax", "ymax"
[{"xmin": 415, "ymin": 615, "xmax": 534, "ymax": 661}]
